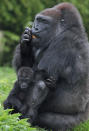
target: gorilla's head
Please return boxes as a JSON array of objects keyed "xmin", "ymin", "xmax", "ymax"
[{"xmin": 31, "ymin": 2, "xmax": 84, "ymax": 49}]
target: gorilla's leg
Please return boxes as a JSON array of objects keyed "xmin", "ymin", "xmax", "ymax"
[{"xmin": 33, "ymin": 104, "xmax": 89, "ymax": 131}]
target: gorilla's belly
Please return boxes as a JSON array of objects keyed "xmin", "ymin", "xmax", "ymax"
[{"xmin": 39, "ymin": 87, "xmax": 81, "ymax": 114}]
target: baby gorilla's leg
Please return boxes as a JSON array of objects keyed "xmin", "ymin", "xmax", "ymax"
[
  {"xmin": 19, "ymin": 104, "xmax": 28, "ymax": 115},
  {"xmin": 25, "ymin": 108, "xmax": 38, "ymax": 123},
  {"xmin": 4, "ymin": 97, "xmax": 22, "ymax": 114},
  {"xmin": 23, "ymin": 80, "xmax": 49, "ymax": 122}
]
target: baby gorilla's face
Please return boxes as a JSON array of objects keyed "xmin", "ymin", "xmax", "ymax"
[
  {"xmin": 18, "ymin": 76, "xmax": 31, "ymax": 89},
  {"xmin": 17, "ymin": 67, "xmax": 34, "ymax": 90}
]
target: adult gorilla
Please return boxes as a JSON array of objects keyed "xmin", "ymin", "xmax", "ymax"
[{"xmin": 6, "ymin": 2, "xmax": 89, "ymax": 131}]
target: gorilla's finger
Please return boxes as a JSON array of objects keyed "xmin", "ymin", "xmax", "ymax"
[
  {"xmin": 23, "ymin": 34, "xmax": 30, "ymax": 39},
  {"xmin": 22, "ymin": 39, "xmax": 30, "ymax": 43},
  {"xmin": 25, "ymin": 27, "xmax": 32, "ymax": 33}
]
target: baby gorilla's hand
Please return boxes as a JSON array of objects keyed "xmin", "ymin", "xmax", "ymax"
[
  {"xmin": 21, "ymin": 27, "xmax": 32, "ymax": 44},
  {"xmin": 26, "ymin": 108, "xmax": 38, "ymax": 124}
]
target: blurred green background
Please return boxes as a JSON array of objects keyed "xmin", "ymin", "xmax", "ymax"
[{"xmin": 0, "ymin": 0, "xmax": 89, "ymax": 66}]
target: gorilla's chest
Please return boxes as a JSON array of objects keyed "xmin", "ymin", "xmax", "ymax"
[
  {"xmin": 33, "ymin": 45, "xmax": 61, "ymax": 79},
  {"xmin": 37, "ymin": 55, "xmax": 60, "ymax": 79}
]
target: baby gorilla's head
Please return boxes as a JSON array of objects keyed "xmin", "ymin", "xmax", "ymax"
[{"xmin": 18, "ymin": 67, "xmax": 33, "ymax": 89}]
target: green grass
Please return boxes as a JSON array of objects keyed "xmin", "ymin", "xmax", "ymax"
[{"xmin": 0, "ymin": 67, "xmax": 89, "ymax": 131}]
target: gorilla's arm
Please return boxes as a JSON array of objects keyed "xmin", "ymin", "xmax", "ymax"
[
  {"xmin": 12, "ymin": 44, "xmax": 21, "ymax": 72},
  {"xmin": 12, "ymin": 27, "xmax": 34, "ymax": 72}
]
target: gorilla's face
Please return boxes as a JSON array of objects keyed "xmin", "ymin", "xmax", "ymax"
[
  {"xmin": 31, "ymin": 5, "xmax": 83, "ymax": 50},
  {"xmin": 31, "ymin": 12, "xmax": 57, "ymax": 48}
]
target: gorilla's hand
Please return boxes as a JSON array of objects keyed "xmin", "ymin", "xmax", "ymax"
[
  {"xmin": 20, "ymin": 27, "xmax": 33, "ymax": 55},
  {"xmin": 21, "ymin": 27, "xmax": 32, "ymax": 45},
  {"xmin": 45, "ymin": 77, "xmax": 56, "ymax": 90}
]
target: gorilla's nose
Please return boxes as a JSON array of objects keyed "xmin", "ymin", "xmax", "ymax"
[{"xmin": 32, "ymin": 26, "xmax": 40, "ymax": 34}]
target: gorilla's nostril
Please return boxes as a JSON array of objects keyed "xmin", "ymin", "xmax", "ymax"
[{"xmin": 35, "ymin": 27, "xmax": 39, "ymax": 31}]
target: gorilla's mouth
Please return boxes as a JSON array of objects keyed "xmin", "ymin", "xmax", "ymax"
[{"xmin": 32, "ymin": 35, "xmax": 37, "ymax": 39}]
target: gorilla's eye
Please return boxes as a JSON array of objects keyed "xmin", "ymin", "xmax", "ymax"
[
  {"xmin": 36, "ymin": 17, "xmax": 43, "ymax": 22},
  {"xmin": 42, "ymin": 19, "xmax": 49, "ymax": 24},
  {"xmin": 37, "ymin": 17, "xmax": 48, "ymax": 24}
]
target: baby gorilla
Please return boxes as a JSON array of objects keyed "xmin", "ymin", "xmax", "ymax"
[
  {"xmin": 4, "ymin": 67, "xmax": 33, "ymax": 113},
  {"xmin": 20, "ymin": 70, "xmax": 50, "ymax": 123},
  {"xmin": 4, "ymin": 67, "xmax": 56, "ymax": 121}
]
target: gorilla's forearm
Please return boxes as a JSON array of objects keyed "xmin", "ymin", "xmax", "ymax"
[
  {"xmin": 12, "ymin": 44, "xmax": 34, "ymax": 72},
  {"xmin": 12, "ymin": 44, "xmax": 22, "ymax": 72},
  {"xmin": 12, "ymin": 27, "xmax": 34, "ymax": 73}
]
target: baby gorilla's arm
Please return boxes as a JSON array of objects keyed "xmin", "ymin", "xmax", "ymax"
[{"xmin": 3, "ymin": 81, "xmax": 22, "ymax": 112}]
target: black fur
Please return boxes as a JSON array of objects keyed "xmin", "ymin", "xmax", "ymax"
[
  {"xmin": 4, "ymin": 67, "xmax": 51, "ymax": 123},
  {"xmin": 4, "ymin": 2, "xmax": 89, "ymax": 131},
  {"xmin": 4, "ymin": 67, "xmax": 33, "ymax": 113},
  {"xmin": 20, "ymin": 70, "xmax": 50, "ymax": 123}
]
